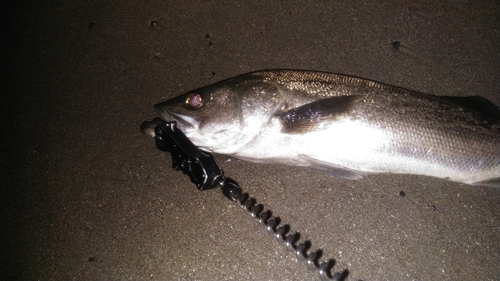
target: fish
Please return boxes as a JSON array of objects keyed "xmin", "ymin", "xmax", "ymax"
[{"xmin": 151, "ymin": 70, "xmax": 500, "ymax": 187}]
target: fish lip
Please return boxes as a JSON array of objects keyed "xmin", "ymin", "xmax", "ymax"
[
  {"xmin": 154, "ymin": 101, "xmax": 176, "ymax": 122},
  {"xmin": 170, "ymin": 112, "xmax": 199, "ymax": 129},
  {"xmin": 154, "ymin": 102, "xmax": 198, "ymax": 132}
]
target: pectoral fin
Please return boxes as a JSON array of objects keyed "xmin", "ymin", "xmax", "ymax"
[
  {"xmin": 278, "ymin": 95, "xmax": 358, "ymax": 134},
  {"xmin": 299, "ymin": 155, "xmax": 364, "ymax": 180}
]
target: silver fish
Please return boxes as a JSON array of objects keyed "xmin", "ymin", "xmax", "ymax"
[{"xmin": 152, "ymin": 70, "xmax": 500, "ymax": 187}]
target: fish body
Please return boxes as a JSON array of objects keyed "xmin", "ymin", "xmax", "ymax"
[{"xmin": 153, "ymin": 70, "xmax": 500, "ymax": 187}]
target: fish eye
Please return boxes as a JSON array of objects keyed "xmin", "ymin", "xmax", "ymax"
[{"xmin": 186, "ymin": 93, "xmax": 203, "ymax": 108}]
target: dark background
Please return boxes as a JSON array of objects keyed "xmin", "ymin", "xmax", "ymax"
[{"xmin": 2, "ymin": 1, "xmax": 499, "ymax": 280}]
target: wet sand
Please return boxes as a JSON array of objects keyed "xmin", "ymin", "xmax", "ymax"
[{"xmin": 2, "ymin": 1, "xmax": 500, "ymax": 280}]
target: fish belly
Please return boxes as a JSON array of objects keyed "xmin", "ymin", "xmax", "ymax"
[{"xmin": 233, "ymin": 95, "xmax": 500, "ymax": 186}]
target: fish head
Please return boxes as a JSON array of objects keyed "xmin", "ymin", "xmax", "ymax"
[{"xmin": 154, "ymin": 76, "xmax": 285, "ymax": 153}]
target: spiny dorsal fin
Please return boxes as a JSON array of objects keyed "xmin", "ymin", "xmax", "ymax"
[{"xmin": 441, "ymin": 96, "xmax": 500, "ymax": 120}]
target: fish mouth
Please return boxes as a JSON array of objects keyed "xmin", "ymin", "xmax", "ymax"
[{"xmin": 154, "ymin": 102, "xmax": 199, "ymax": 133}]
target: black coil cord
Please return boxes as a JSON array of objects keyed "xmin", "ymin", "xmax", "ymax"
[{"xmin": 141, "ymin": 118, "xmax": 349, "ymax": 281}]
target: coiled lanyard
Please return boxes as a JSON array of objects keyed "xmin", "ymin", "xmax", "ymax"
[{"xmin": 141, "ymin": 118, "xmax": 349, "ymax": 281}]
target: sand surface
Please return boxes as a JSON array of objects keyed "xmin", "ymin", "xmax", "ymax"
[{"xmin": 2, "ymin": 1, "xmax": 500, "ymax": 280}]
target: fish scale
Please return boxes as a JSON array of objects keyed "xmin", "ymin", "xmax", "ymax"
[{"xmin": 153, "ymin": 70, "xmax": 500, "ymax": 187}]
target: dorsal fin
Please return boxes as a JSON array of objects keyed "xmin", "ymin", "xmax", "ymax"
[{"xmin": 441, "ymin": 96, "xmax": 500, "ymax": 120}]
